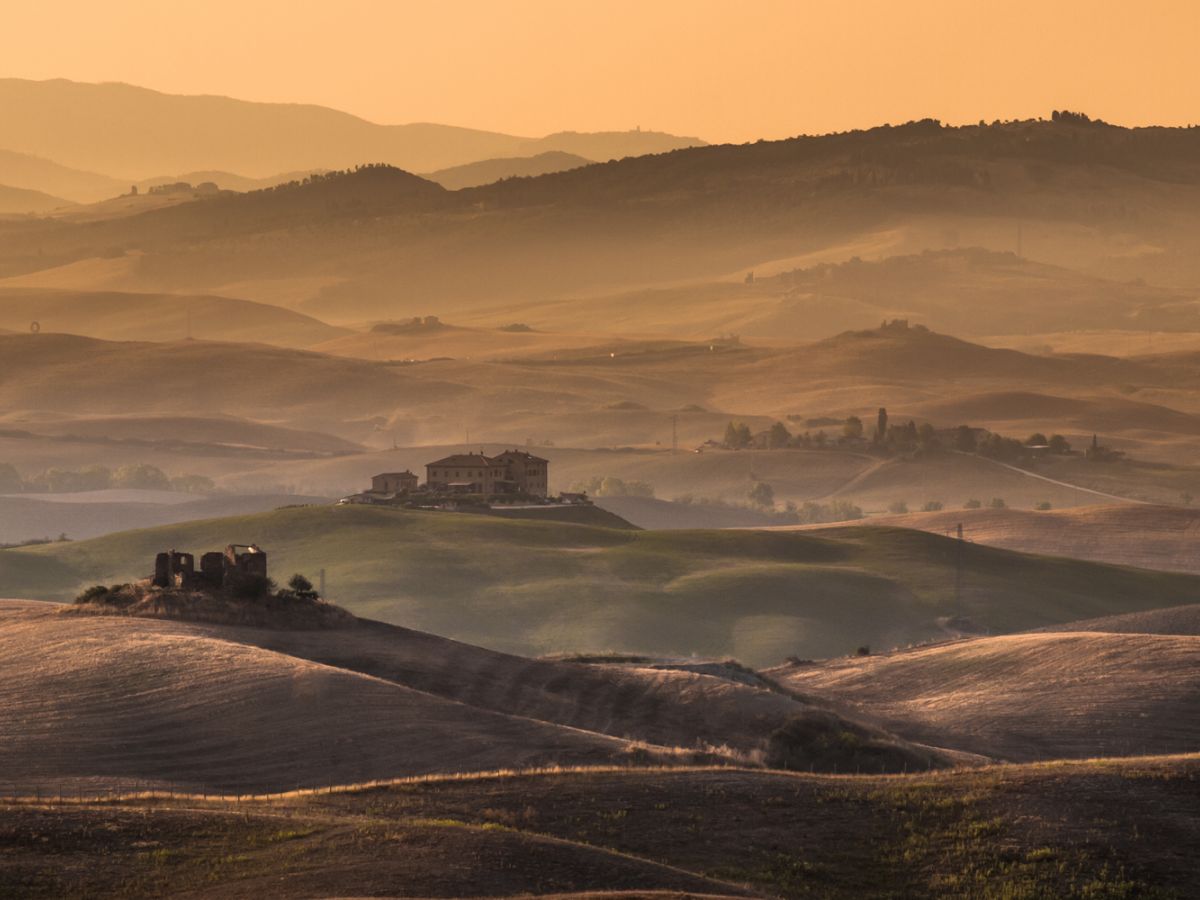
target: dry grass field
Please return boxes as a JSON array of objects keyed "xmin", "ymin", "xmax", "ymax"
[
  {"xmin": 3, "ymin": 758, "xmax": 1198, "ymax": 898},
  {"xmin": 770, "ymin": 629, "xmax": 1200, "ymax": 761},
  {"xmin": 0, "ymin": 598, "xmax": 967, "ymax": 795}
]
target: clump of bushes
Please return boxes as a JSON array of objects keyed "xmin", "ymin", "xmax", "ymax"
[{"xmin": 764, "ymin": 710, "xmax": 941, "ymax": 774}]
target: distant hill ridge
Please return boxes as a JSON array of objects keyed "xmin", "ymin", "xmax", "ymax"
[{"xmin": 0, "ymin": 78, "xmax": 705, "ymax": 180}]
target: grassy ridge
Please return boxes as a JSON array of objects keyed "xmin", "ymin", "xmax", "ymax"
[{"xmin": 4, "ymin": 505, "xmax": 1199, "ymax": 664}]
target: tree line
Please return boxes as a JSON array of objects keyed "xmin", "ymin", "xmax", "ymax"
[{"xmin": 0, "ymin": 462, "xmax": 214, "ymax": 495}]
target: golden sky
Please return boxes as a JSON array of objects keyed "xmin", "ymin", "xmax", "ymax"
[{"xmin": 6, "ymin": 0, "xmax": 1197, "ymax": 141}]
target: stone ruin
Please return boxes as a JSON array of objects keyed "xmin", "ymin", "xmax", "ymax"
[{"xmin": 153, "ymin": 544, "xmax": 268, "ymax": 591}]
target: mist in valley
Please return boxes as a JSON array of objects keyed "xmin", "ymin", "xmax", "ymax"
[{"xmin": 3, "ymin": 4, "xmax": 1200, "ymax": 897}]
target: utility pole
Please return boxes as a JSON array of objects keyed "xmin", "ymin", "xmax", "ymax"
[{"xmin": 955, "ymin": 523, "xmax": 964, "ymax": 609}]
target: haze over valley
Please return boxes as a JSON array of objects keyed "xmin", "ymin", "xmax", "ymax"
[{"xmin": 4, "ymin": 6, "xmax": 1200, "ymax": 894}]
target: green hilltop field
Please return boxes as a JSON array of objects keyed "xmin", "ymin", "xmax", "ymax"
[{"xmin": 4, "ymin": 504, "xmax": 1199, "ymax": 665}]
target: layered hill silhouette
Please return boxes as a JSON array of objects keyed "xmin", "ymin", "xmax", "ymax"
[
  {"xmin": 6, "ymin": 505, "xmax": 1200, "ymax": 664},
  {"xmin": 0, "ymin": 147, "xmax": 125, "ymax": 203},
  {"xmin": 3, "ymin": 114, "xmax": 1200, "ymax": 315},
  {"xmin": 0, "ymin": 78, "xmax": 704, "ymax": 179}
]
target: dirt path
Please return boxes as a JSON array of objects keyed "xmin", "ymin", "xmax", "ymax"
[{"xmin": 967, "ymin": 454, "xmax": 1150, "ymax": 505}]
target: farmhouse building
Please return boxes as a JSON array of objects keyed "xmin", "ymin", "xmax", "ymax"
[
  {"xmin": 425, "ymin": 450, "xmax": 549, "ymax": 497},
  {"xmin": 371, "ymin": 471, "xmax": 419, "ymax": 494}
]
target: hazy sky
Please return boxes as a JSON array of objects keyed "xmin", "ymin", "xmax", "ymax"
[{"xmin": 5, "ymin": 0, "xmax": 1197, "ymax": 141}]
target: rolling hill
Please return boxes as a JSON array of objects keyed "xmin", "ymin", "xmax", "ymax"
[
  {"xmin": 0, "ymin": 333, "xmax": 467, "ymax": 436},
  {"xmin": 5, "ymin": 505, "xmax": 1200, "ymax": 665},
  {"xmin": 771, "ymin": 628, "xmax": 1200, "ymax": 762},
  {"xmin": 0, "ymin": 147, "xmax": 125, "ymax": 202},
  {"xmin": 423, "ymin": 150, "xmax": 594, "ymax": 190},
  {"xmin": 768, "ymin": 503, "xmax": 1200, "ymax": 574},
  {"xmin": 2, "ymin": 115, "xmax": 1199, "ymax": 318},
  {"xmin": 0, "ymin": 78, "xmax": 704, "ymax": 178},
  {"xmin": 0, "ymin": 184, "xmax": 71, "ymax": 215},
  {"xmin": 0, "ymin": 288, "xmax": 347, "ymax": 346},
  {"xmin": 0, "ymin": 597, "xmax": 965, "ymax": 793},
  {"xmin": 4, "ymin": 758, "xmax": 1198, "ymax": 898}
]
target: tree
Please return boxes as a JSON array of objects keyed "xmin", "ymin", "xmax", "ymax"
[
  {"xmin": 843, "ymin": 416, "xmax": 864, "ymax": 440},
  {"xmin": 954, "ymin": 425, "xmax": 978, "ymax": 453},
  {"xmin": 964, "ymin": 498, "xmax": 983, "ymax": 509},
  {"xmin": 747, "ymin": 481, "xmax": 776, "ymax": 509},
  {"xmin": 0, "ymin": 463, "xmax": 22, "ymax": 493},
  {"xmin": 724, "ymin": 421, "xmax": 753, "ymax": 449},
  {"xmin": 1026, "ymin": 433, "xmax": 1048, "ymax": 446},
  {"xmin": 989, "ymin": 497, "xmax": 1007, "ymax": 509},
  {"xmin": 112, "ymin": 463, "xmax": 170, "ymax": 490},
  {"xmin": 875, "ymin": 408, "xmax": 889, "ymax": 445},
  {"xmin": 888, "ymin": 500, "xmax": 909, "ymax": 514},
  {"xmin": 917, "ymin": 423, "xmax": 938, "ymax": 451},
  {"xmin": 813, "ymin": 430, "xmax": 828, "ymax": 448},
  {"xmin": 285, "ymin": 574, "xmax": 319, "ymax": 601},
  {"xmin": 923, "ymin": 500, "xmax": 944, "ymax": 511},
  {"xmin": 766, "ymin": 422, "xmax": 792, "ymax": 449},
  {"xmin": 170, "ymin": 474, "xmax": 215, "ymax": 494},
  {"xmin": 1048, "ymin": 434, "xmax": 1071, "ymax": 454}
]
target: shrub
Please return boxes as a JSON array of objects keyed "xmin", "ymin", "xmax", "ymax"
[
  {"xmin": 75, "ymin": 584, "xmax": 111, "ymax": 604},
  {"xmin": 281, "ymin": 573, "xmax": 320, "ymax": 602},
  {"xmin": 1035, "ymin": 501, "xmax": 1052, "ymax": 510},
  {"xmin": 989, "ymin": 497, "xmax": 1007, "ymax": 509},
  {"xmin": 888, "ymin": 500, "xmax": 909, "ymax": 514},
  {"xmin": 964, "ymin": 498, "xmax": 982, "ymax": 509},
  {"xmin": 855, "ymin": 645, "xmax": 871, "ymax": 657},
  {"xmin": 922, "ymin": 500, "xmax": 944, "ymax": 512}
]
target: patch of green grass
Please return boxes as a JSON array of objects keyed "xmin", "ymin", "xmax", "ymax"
[{"xmin": 6, "ymin": 505, "xmax": 1200, "ymax": 665}]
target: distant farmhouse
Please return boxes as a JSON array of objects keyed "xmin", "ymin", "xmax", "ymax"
[
  {"xmin": 372, "ymin": 471, "xmax": 419, "ymax": 494},
  {"xmin": 426, "ymin": 450, "xmax": 548, "ymax": 496},
  {"xmin": 345, "ymin": 450, "xmax": 569, "ymax": 507}
]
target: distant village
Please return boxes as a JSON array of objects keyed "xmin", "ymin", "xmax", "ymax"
[{"xmin": 341, "ymin": 449, "xmax": 589, "ymax": 508}]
